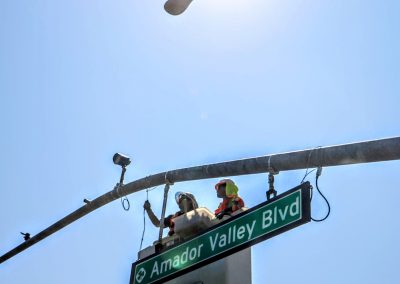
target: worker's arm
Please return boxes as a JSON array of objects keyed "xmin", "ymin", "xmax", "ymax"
[{"xmin": 144, "ymin": 201, "xmax": 164, "ymax": 228}]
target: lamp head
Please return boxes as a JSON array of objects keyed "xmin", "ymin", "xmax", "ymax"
[
  {"xmin": 164, "ymin": 0, "xmax": 193, "ymax": 15},
  {"xmin": 113, "ymin": 153, "xmax": 131, "ymax": 167}
]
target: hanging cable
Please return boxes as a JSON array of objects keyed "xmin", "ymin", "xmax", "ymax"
[
  {"xmin": 311, "ymin": 167, "xmax": 331, "ymax": 222},
  {"xmin": 138, "ymin": 189, "xmax": 148, "ymax": 254},
  {"xmin": 139, "ymin": 186, "xmax": 158, "ymax": 255},
  {"xmin": 301, "ymin": 168, "xmax": 316, "ymax": 183},
  {"xmin": 116, "ymin": 183, "xmax": 130, "ymax": 211}
]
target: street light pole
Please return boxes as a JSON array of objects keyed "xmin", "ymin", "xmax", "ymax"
[{"xmin": 1, "ymin": 136, "xmax": 399, "ymax": 264}]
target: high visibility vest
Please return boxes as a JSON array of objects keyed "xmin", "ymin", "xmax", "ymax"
[{"xmin": 214, "ymin": 196, "xmax": 244, "ymax": 215}]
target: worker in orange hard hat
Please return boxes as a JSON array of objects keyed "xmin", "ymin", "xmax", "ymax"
[{"xmin": 214, "ymin": 179, "xmax": 245, "ymax": 219}]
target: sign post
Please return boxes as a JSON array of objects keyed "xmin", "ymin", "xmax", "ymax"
[{"xmin": 130, "ymin": 182, "xmax": 311, "ymax": 284}]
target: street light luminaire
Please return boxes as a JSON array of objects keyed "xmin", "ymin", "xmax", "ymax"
[
  {"xmin": 113, "ymin": 153, "xmax": 131, "ymax": 168},
  {"xmin": 164, "ymin": 0, "xmax": 193, "ymax": 15}
]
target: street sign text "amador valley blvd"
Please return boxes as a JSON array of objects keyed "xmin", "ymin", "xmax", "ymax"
[{"xmin": 130, "ymin": 182, "xmax": 311, "ymax": 284}]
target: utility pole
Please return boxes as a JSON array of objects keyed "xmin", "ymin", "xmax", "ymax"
[{"xmin": 1, "ymin": 136, "xmax": 399, "ymax": 264}]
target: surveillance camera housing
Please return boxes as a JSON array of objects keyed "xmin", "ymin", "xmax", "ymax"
[{"xmin": 113, "ymin": 153, "xmax": 131, "ymax": 167}]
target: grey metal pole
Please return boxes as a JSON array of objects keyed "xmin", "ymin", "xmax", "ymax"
[
  {"xmin": 1, "ymin": 136, "xmax": 399, "ymax": 264},
  {"xmin": 158, "ymin": 183, "xmax": 170, "ymax": 243}
]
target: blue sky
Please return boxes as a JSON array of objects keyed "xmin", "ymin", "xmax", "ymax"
[{"xmin": 1, "ymin": 0, "xmax": 399, "ymax": 283}]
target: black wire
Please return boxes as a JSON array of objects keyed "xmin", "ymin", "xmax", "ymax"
[
  {"xmin": 311, "ymin": 173, "xmax": 331, "ymax": 222},
  {"xmin": 139, "ymin": 186, "xmax": 158, "ymax": 254},
  {"xmin": 301, "ymin": 153, "xmax": 312, "ymax": 184},
  {"xmin": 121, "ymin": 182, "xmax": 157, "ymax": 212},
  {"xmin": 301, "ymin": 168, "xmax": 316, "ymax": 184},
  {"xmin": 121, "ymin": 197, "xmax": 130, "ymax": 211},
  {"xmin": 139, "ymin": 189, "xmax": 149, "ymax": 254},
  {"xmin": 301, "ymin": 146, "xmax": 321, "ymax": 184},
  {"xmin": 117, "ymin": 183, "xmax": 130, "ymax": 211}
]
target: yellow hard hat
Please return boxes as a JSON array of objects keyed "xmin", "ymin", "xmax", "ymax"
[{"xmin": 214, "ymin": 179, "xmax": 239, "ymax": 198}]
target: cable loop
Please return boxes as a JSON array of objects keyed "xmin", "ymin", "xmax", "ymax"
[
  {"xmin": 121, "ymin": 197, "xmax": 130, "ymax": 211},
  {"xmin": 311, "ymin": 167, "xmax": 331, "ymax": 222}
]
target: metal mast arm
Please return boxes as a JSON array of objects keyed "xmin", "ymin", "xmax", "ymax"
[{"xmin": 1, "ymin": 136, "xmax": 400, "ymax": 264}]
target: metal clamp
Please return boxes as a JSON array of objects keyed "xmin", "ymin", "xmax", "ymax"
[
  {"xmin": 266, "ymin": 172, "xmax": 277, "ymax": 200},
  {"xmin": 266, "ymin": 156, "xmax": 279, "ymax": 200}
]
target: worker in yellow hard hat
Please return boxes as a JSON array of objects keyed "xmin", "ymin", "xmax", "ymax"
[{"xmin": 214, "ymin": 179, "xmax": 245, "ymax": 219}]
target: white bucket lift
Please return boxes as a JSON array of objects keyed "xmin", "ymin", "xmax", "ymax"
[{"xmin": 138, "ymin": 207, "xmax": 252, "ymax": 284}]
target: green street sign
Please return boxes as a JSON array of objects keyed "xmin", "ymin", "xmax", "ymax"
[{"xmin": 130, "ymin": 182, "xmax": 311, "ymax": 284}]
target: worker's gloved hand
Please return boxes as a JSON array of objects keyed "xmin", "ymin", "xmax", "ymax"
[
  {"xmin": 143, "ymin": 200, "xmax": 151, "ymax": 210},
  {"xmin": 216, "ymin": 212, "xmax": 225, "ymax": 220},
  {"xmin": 216, "ymin": 207, "xmax": 233, "ymax": 220},
  {"xmin": 164, "ymin": 215, "xmax": 173, "ymax": 227},
  {"xmin": 216, "ymin": 210, "xmax": 229, "ymax": 220}
]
